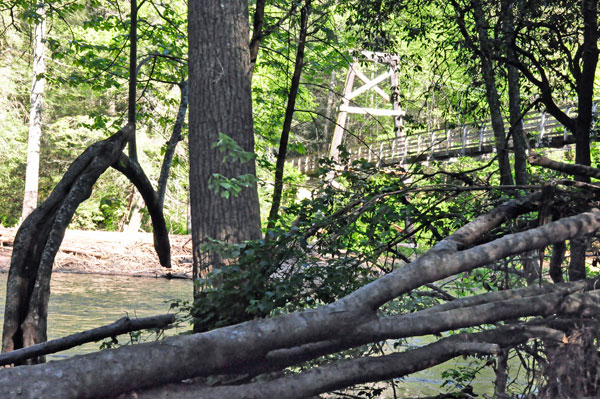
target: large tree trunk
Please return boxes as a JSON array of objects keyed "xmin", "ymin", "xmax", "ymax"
[
  {"xmin": 188, "ymin": 0, "xmax": 261, "ymax": 290},
  {"xmin": 21, "ymin": 1, "xmax": 46, "ymax": 221}
]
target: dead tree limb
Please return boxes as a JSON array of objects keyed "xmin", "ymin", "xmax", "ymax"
[
  {"xmin": 0, "ymin": 210, "xmax": 599, "ymax": 398},
  {"xmin": 0, "ymin": 314, "xmax": 175, "ymax": 366},
  {"xmin": 528, "ymin": 152, "xmax": 600, "ymax": 179},
  {"xmin": 133, "ymin": 325, "xmax": 563, "ymax": 399}
]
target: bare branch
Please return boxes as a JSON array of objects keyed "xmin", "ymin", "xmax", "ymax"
[
  {"xmin": 0, "ymin": 314, "xmax": 175, "ymax": 366},
  {"xmin": 528, "ymin": 153, "xmax": 600, "ymax": 179}
]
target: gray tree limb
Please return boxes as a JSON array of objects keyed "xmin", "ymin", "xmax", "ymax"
[
  {"xmin": 0, "ymin": 314, "xmax": 175, "ymax": 366},
  {"xmin": 1, "ymin": 210, "xmax": 599, "ymax": 398},
  {"xmin": 528, "ymin": 152, "xmax": 600, "ymax": 179}
]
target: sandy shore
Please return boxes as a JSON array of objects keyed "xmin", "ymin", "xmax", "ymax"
[{"xmin": 0, "ymin": 228, "xmax": 193, "ymax": 279}]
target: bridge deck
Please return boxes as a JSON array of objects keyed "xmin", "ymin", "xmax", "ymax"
[{"xmin": 289, "ymin": 106, "xmax": 585, "ymax": 173}]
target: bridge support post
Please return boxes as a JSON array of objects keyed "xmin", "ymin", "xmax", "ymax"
[
  {"xmin": 328, "ymin": 51, "xmax": 406, "ymax": 162},
  {"xmin": 329, "ymin": 63, "xmax": 357, "ymax": 160}
]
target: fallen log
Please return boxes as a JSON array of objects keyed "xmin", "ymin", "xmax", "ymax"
[{"xmin": 0, "ymin": 314, "xmax": 175, "ymax": 366}]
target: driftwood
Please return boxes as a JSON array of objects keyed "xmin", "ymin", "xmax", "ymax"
[{"xmin": 0, "ymin": 314, "xmax": 175, "ymax": 366}]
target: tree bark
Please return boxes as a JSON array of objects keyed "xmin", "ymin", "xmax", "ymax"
[
  {"xmin": 267, "ymin": 0, "xmax": 310, "ymax": 229},
  {"xmin": 0, "ymin": 314, "xmax": 175, "ymax": 366},
  {"xmin": 2, "ymin": 125, "xmax": 134, "ymax": 360},
  {"xmin": 188, "ymin": 0, "xmax": 261, "ymax": 288},
  {"xmin": 0, "ymin": 208, "xmax": 599, "ymax": 397},
  {"xmin": 21, "ymin": 1, "xmax": 46, "ymax": 221}
]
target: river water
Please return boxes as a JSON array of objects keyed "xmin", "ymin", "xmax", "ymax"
[
  {"xmin": 0, "ymin": 273, "xmax": 192, "ymax": 358},
  {"xmin": 0, "ymin": 272, "xmax": 499, "ymax": 396}
]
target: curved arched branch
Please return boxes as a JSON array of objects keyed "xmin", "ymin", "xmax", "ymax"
[
  {"xmin": 2, "ymin": 124, "xmax": 134, "ymax": 359},
  {"xmin": 112, "ymin": 154, "xmax": 171, "ymax": 268}
]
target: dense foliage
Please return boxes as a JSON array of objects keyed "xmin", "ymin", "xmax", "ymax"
[{"xmin": 2, "ymin": 0, "xmax": 600, "ymax": 397}]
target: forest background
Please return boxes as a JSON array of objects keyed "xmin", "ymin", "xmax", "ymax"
[{"xmin": 2, "ymin": 0, "xmax": 600, "ymax": 398}]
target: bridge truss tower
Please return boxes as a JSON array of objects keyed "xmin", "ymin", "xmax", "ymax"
[{"xmin": 329, "ymin": 51, "xmax": 406, "ymax": 160}]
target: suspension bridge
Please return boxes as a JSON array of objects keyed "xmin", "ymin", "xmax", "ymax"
[
  {"xmin": 289, "ymin": 104, "xmax": 585, "ymax": 174},
  {"xmin": 288, "ymin": 51, "xmax": 593, "ymax": 174}
]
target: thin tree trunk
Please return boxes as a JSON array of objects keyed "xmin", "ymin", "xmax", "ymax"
[
  {"xmin": 494, "ymin": 349, "xmax": 509, "ymax": 398},
  {"xmin": 125, "ymin": 191, "xmax": 143, "ymax": 233},
  {"xmin": 128, "ymin": 0, "xmax": 138, "ymax": 162},
  {"xmin": 508, "ymin": 64, "xmax": 528, "ymax": 185},
  {"xmin": 502, "ymin": 0, "xmax": 528, "ymax": 186},
  {"xmin": 567, "ymin": 0, "xmax": 597, "ymax": 281},
  {"xmin": 568, "ymin": 236, "xmax": 587, "ymax": 281},
  {"xmin": 21, "ymin": 1, "xmax": 46, "ymax": 221},
  {"xmin": 573, "ymin": 0, "xmax": 598, "ymax": 172},
  {"xmin": 267, "ymin": 0, "xmax": 311, "ymax": 229},
  {"xmin": 248, "ymin": 0, "xmax": 266, "ymax": 78},
  {"xmin": 156, "ymin": 80, "xmax": 188, "ymax": 209},
  {"xmin": 472, "ymin": 0, "xmax": 514, "ymax": 186},
  {"xmin": 322, "ymin": 71, "xmax": 336, "ymax": 144},
  {"xmin": 549, "ymin": 241, "xmax": 566, "ymax": 283}
]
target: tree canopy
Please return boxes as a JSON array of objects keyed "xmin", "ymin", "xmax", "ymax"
[{"xmin": 0, "ymin": 0, "xmax": 600, "ymax": 397}]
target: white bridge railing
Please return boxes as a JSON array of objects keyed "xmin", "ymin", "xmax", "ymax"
[{"xmin": 289, "ymin": 103, "xmax": 595, "ymax": 174}]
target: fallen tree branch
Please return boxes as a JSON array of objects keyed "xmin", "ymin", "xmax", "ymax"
[
  {"xmin": 420, "ymin": 278, "xmax": 599, "ymax": 314},
  {"xmin": 260, "ymin": 288, "xmax": 600, "ymax": 373},
  {"xmin": 0, "ymin": 314, "xmax": 175, "ymax": 366},
  {"xmin": 1, "ymin": 210, "xmax": 600, "ymax": 398},
  {"xmin": 338, "ymin": 209, "xmax": 600, "ymax": 311},
  {"xmin": 132, "ymin": 325, "xmax": 563, "ymax": 399},
  {"xmin": 528, "ymin": 152, "xmax": 600, "ymax": 179}
]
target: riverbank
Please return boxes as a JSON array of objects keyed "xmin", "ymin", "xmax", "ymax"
[{"xmin": 0, "ymin": 228, "xmax": 193, "ymax": 279}]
